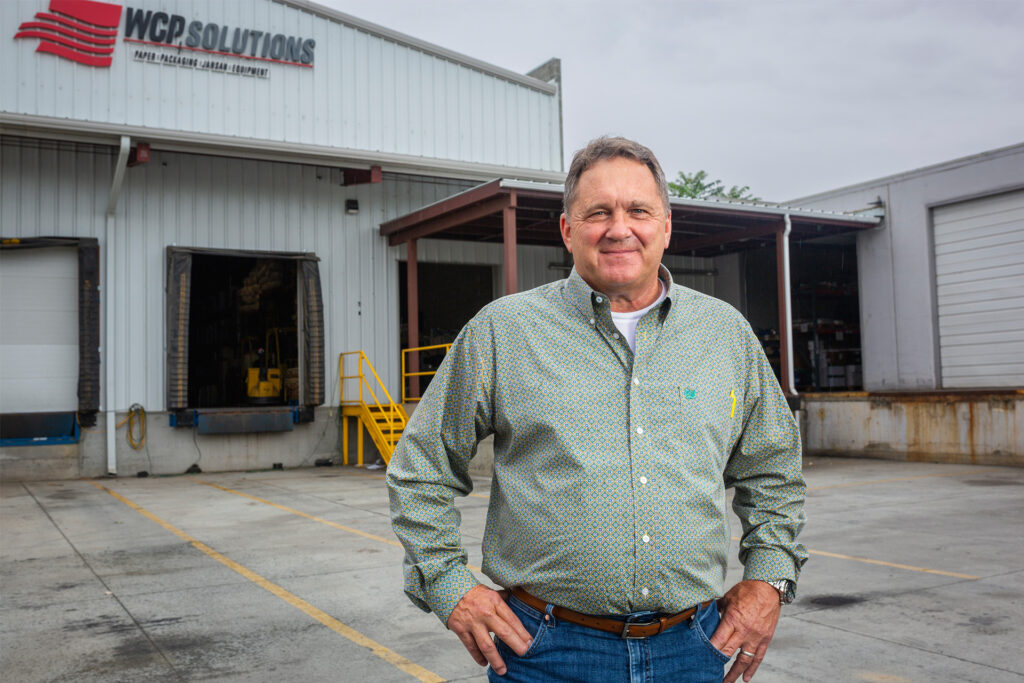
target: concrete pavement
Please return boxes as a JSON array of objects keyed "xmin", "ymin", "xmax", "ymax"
[{"xmin": 2, "ymin": 456, "xmax": 1022, "ymax": 682}]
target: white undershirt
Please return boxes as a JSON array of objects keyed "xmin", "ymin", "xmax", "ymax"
[{"xmin": 610, "ymin": 281, "xmax": 667, "ymax": 352}]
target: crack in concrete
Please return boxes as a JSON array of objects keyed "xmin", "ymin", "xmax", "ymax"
[{"xmin": 21, "ymin": 483, "xmax": 187, "ymax": 682}]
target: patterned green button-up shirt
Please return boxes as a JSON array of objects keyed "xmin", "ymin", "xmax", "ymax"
[{"xmin": 388, "ymin": 267, "xmax": 807, "ymax": 624}]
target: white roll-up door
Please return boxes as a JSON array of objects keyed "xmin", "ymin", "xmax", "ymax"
[
  {"xmin": 933, "ymin": 189, "xmax": 1024, "ymax": 388},
  {"xmin": 0, "ymin": 247, "xmax": 79, "ymax": 412}
]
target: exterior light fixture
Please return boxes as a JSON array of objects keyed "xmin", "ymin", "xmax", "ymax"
[{"xmin": 346, "ymin": 199, "xmax": 359, "ymax": 215}]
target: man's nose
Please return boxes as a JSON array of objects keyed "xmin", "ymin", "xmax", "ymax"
[{"xmin": 606, "ymin": 209, "xmax": 633, "ymax": 239}]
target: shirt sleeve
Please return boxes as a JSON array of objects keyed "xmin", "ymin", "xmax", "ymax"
[
  {"xmin": 386, "ymin": 315, "xmax": 496, "ymax": 624},
  {"xmin": 724, "ymin": 324, "xmax": 808, "ymax": 590}
]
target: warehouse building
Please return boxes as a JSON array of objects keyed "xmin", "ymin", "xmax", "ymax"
[
  {"xmin": 0, "ymin": 0, "xmax": 569, "ymax": 479},
  {"xmin": 1, "ymin": 0, "xmax": 1019, "ymax": 480},
  {"xmin": 789, "ymin": 145, "xmax": 1024, "ymax": 464}
]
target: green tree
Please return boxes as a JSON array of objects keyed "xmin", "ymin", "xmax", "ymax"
[{"xmin": 668, "ymin": 170, "xmax": 759, "ymax": 201}]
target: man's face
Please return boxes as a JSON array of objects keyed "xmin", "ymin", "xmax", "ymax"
[{"xmin": 560, "ymin": 157, "xmax": 672, "ymax": 301}]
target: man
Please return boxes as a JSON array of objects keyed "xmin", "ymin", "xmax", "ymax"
[{"xmin": 388, "ymin": 136, "xmax": 807, "ymax": 683}]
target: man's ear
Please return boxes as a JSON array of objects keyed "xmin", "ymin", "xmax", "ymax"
[
  {"xmin": 559, "ymin": 213, "xmax": 573, "ymax": 253},
  {"xmin": 662, "ymin": 211, "xmax": 672, "ymax": 249}
]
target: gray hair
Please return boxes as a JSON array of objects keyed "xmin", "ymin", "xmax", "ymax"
[{"xmin": 562, "ymin": 136, "xmax": 671, "ymax": 216}]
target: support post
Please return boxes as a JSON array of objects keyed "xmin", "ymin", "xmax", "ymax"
[
  {"xmin": 407, "ymin": 239, "xmax": 420, "ymax": 399},
  {"xmin": 341, "ymin": 416, "xmax": 349, "ymax": 466},
  {"xmin": 775, "ymin": 216, "xmax": 798, "ymax": 397},
  {"xmin": 357, "ymin": 421, "xmax": 364, "ymax": 467},
  {"xmin": 503, "ymin": 191, "xmax": 518, "ymax": 295}
]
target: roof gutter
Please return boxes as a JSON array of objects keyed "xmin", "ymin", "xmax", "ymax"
[{"xmin": 1, "ymin": 114, "xmax": 565, "ymax": 184}]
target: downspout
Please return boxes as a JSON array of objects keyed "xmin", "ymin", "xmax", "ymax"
[
  {"xmin": 105, "ymin": 135, "xmax": 131, "ymax": 475},
  {"xmin": 781, "ymin": 214, "xmax": 798, "ymax": 396}
]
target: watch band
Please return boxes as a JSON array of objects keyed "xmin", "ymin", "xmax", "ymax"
[{"xmin": 766, "ymin": 579, "xmax": 796, "ymax": 605}]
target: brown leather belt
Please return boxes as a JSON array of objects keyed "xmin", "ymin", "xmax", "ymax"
[{"xmin": 510, "ymin": 587, "xmax": 714, "ymax": 639}]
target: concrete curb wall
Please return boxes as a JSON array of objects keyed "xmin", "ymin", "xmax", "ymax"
[{"xmin": 804, "ymin": 393, "xmax": 1023, "ymax": 466}]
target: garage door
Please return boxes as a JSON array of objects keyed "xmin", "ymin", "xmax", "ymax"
[
  {"xmin": 933, "ymin": 189, "xmax": 1024, "ymax": 388},
  {"xmin": 0, "ymin": 247, "xmax": 79, "ymax": 413}
]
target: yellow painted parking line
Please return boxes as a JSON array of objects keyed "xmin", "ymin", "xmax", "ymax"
[
  {"xmin": 806, "ymin": 469, "xmax": 994, "ymax": 492},
  {"xmin": 729, "ymin": 536, "xmax": 978, "ymax": 580},
  {"xmin": 89, "ymin": 481, "xmax": 444, "ymax": 683},
  {"xmin": 196, "ymin": 480, "xmax": 404, "ymax": 548},
  {"xmin": 195, "ymin": 480, "xmax": 483, "ymax": 572},
  {"xmin": 804, "ymin": 548, "xmax": 979, "ymax": 580}
]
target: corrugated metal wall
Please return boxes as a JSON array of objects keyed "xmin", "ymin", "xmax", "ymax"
[
  {"xmin": 0, "ymin": 137, "xmax": 473, "ymax": 408},
  {"xmin": 0, "ymin": 0, "xmax": 561, "ymax": 173}
]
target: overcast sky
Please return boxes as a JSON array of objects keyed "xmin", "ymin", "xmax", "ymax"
[{"xmin": 318, "ymin": 0, "xmax": 1024, "ymax": 201}]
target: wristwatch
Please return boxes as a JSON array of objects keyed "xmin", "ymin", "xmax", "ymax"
[{"xmin": 766, "ymin": 579, "xmax": 796, "ymax": 605}]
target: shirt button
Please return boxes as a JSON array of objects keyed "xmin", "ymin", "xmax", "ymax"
[
  {"xmin": 642, "ymin": 534, "xmax": 650, "ymax": 543},
  {"xmin": 589, "ymin": 318, "xmax": 596, "ymax": 325},
  {"xmin": 639, "ymin": 476, "xmax": 648, "ymax": 485},
  {"xmin": 636, "ymin": 427, "xmax": 644, "ymax": 435},
  {"xmin": 595, "ymin": 296, "xmax": 603, "ymax": 303},
  {"xmin": 633, "ymin": 378, "xmax": 640, "ymax": 385},
  {"xmin": 641, "ymin": 588, "xmax": 649, "ymax": 597},
  {"xmin": 612, "ymin": 333, "xmax": 620, "ymax": 339}
]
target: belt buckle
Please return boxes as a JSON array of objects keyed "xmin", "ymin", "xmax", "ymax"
[{"xmin": 620, "ymin": 619, "xmax": 656, "ymax": 639}]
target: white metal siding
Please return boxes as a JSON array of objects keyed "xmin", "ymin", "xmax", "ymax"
[
  {"xmin": 0, "ymin": 248, "xmax": 79, "ymax": 413},
  {"xmin": 1, "ymin": 137, "xmax": 472, "ymax": 409},
  {"xmin": 0, "ymin": 0, "xmax": 562, "ymax": 173},
  {"xmin": 934, "ymin": 189, "xmax": 1024, "ymax": 388}
]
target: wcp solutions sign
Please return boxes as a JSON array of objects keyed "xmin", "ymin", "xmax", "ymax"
[{"xmin": 15, "ymin": 0, "xmax": 316, "ymax": 76}]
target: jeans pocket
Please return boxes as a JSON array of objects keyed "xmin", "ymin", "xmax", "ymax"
[
  {"xmin": 497, "ymin": 596, "xmax": 549, "ymax": 660},
  {"xmin": 691, "ymin": 606, "xmax": 732, "ymax": 664}
]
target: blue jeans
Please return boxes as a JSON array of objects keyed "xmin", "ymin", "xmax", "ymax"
[{"xmin": 489, "ymin": 594, "xmax": 729, "ymax": 682}]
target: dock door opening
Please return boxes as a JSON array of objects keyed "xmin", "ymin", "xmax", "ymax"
[{"xmin": 166, "ymin": 248, "xmax": 324, "ymax": 414}]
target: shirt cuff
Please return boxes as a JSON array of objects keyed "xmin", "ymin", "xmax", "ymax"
[
  {"xmin": 741, "ymin": 547, "xmax": 800, "ymax": 585},
  {"xmin": 413, "ymin": 562, "xmax": 482, "ymax": 625}
]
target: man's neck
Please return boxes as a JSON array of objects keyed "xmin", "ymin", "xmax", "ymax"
[{"xmin": 607, "ymin": 278, "xmax": 664, "ymax": 312}]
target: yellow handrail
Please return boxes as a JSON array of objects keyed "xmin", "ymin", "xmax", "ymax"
[
  {"xmin": 337, "ymin": 350, "xmax": 405, "ymax": 466},
  {"xmin": 401, "ymin": 343, "xmax": 452, "ymax": 403}
]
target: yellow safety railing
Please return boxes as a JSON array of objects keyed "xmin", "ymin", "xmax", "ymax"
[
  {"xmin": 401, "ymin": 343, "xmax": 451, "ymax": 403},
  {"xmin": 338, "ymin": 351, "xmax": 408, "ymax": 466}
]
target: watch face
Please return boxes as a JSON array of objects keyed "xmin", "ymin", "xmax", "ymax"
[{"xmin": 770, "ymin": 580, "xmax": 796, "ymax": 604}]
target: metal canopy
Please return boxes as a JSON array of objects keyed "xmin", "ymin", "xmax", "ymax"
[
  {"xmin": 379, "ymin": 178, "xmax": 881, "ymax": 257},
  {"xmin": 382, "ymin": 178, "xmax": 882, "ymax": 398}
]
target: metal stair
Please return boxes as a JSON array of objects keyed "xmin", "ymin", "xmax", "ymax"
[{"xmin": 339, "ymin": 351, "xmax": 408, "ymax": 466}]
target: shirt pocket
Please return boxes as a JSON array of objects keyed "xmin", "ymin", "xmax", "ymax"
[{"xmin": 649, "ymin": 382, "xmax": 731, "ymax": 473}]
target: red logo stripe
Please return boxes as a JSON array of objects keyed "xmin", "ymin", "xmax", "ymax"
[
  {"xmin": 18, "ymin": 21, "xmax": 117, "ymax": 45},
  {"xmin": 15, "ymin": 30, "xmax": 115, "ymax": 55},
  {"xmin": 49, "ymin": 0, "xmax": 121, "ymax": 29},
  {"xmin": 34, "ymin": 11, "xmax": 119, "ymax": 37},
  {"xmin": 36, "ymin": 40, "xmax": 113, "ymax": 67}
]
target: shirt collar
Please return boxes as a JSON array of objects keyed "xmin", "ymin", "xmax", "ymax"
[{"xmin": 565, "ymin": 265, "xmax": 676, "ymax": 318}]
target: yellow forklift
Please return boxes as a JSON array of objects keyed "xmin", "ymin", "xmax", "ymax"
[{"xmin": 245, "ymin": 328, "xmax": 286, "ymax": 404}]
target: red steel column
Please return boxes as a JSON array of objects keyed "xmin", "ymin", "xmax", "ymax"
[
  {"xmin": 407, "ymin": 239, "xmax": 420, "ymax": 399},
  {"xmin": 503, "ymin": 191, "xmax": 518, "ymax": 295}
]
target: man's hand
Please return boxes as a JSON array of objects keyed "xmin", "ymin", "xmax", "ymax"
[
  {"xmin": 709, "ymin": 580, "xmax": 782, "ymax": 683},
  {"xmin": 446, "ymin": 585, "xmax": 533, "ymax": 676}
]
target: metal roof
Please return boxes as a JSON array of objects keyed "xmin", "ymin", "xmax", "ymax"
[{"xmin": 279, "ymin": 0, "xmax": 557, "ymax": 94}]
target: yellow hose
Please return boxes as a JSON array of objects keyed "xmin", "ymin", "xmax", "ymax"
[{"xmin": 116, "ymin": 404, "xmax": 146, "ymax": 450}]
